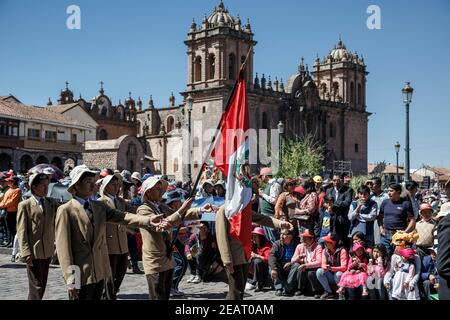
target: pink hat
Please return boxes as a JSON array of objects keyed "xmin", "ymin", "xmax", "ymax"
[
  {"xmin": 259, "ymin": 167, "xmax": 272, "ymax": 176},
  {"xmin": 399, "ymin": 247, "xmax": 416, "ymax": 260},
  {"xmin": 352, "ymin": 242, "xmax": 364, "ymax": 252},
  {"xmin": 294, "ymin": 186, "xmax": 305, "ymax": 196},
  {"xmin": 252, "ymin": 227, "xmax": 266, "ymax": 237}
]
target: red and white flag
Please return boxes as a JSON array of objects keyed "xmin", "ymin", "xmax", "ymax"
[{"xmin": 212, "ymin": 70, "xmax": 253, "ymax": 260}]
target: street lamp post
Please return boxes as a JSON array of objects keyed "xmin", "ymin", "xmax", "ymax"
[
  {"xmin": 186, "ymin": 94, "xmax": 194, "ymax": 183},
  {"xmin": 277, "ymin": 120, "xmax": 284, "ymax": 173},
  {"xmin": 395, "ymin": 141, "xmax": 401, "ymax": 183},
  {"xmin": 402, "ymin": 82, "xmax": 414, "ymax": 182}
]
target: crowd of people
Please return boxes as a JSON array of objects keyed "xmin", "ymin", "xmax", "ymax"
[{"xmin": 1, "ymin": 164, "xmax": 450, "ymax": 301}]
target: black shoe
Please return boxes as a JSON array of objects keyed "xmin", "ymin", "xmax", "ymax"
[
  {"xmin": 283, "ymin": 291, "xmax": 294, "ymax": 297},
  {"xmin": 275, "ymin": 290, "xmax": 283, "ymax": 296},
  {"xmin": 320, "ymin": 292, "xmax": 335, "ymax": 300},
  {"xmin": 132, "ymin": 266, "xmax": 144, "ymax": 274},
  {"xmin": 127, "ymin": 260, "xmax": 132, "ymax": 270}
]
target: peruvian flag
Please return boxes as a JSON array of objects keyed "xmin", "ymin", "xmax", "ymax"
[{"xmin": 212, "ymin": 69, "xmax": 253, "ymax": 260}]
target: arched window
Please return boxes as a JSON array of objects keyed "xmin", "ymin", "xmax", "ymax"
[
  {"xmin": 332, "ymin": 82, "xmax": 339, "ymax": 99},
  {"xmin": 194, "ymin": 56, "xmax": 202, "ymax": 82},
  {"xmin": 173, "ymin": 158, "xmax": 179, "ymax": 173},
  {"xmin": 320, "ymin": 83, "xmax": 327, "ymax": 99},
  {"xmin": 208, "ymin": 54, "xmax": 215, "ymax": 80},
  {"xmin": 166, "ymin": 116, "xmax": 175, "ymax": 133},
  {"xmin": 20, "ymin": 155, "xmax": 34, "ymax": 173},
  {"xmin": 262, "ymin": 112, "xmax": 268, "ymax": 129},
  {"xmin": 350, "ymin": 82, "xmax": 355, "ymax": 103},
  {"xmin": 51, "ymin": 157, "xmax": 63, "ymax": 170},
  {"xmin": 358, "ymin": 83, "xmax": 362, "ymax": 105},
  {"xmin": 228, "ymin": 53, "xmax": 236, "ymax": 80},
  {"xmin": 100, "ymin": 106, "xmax": 107, "ymax": 117},
  {"xmin": 329, "ymin": 122, "xmax": 335, "ymax": 138},
  {"xmin": 202, "ymin": 106, "xmax": 206, "ymax": 113},
  {"xmin": 0, "ymin": 153, "xmax": 11, "ymax": 171},
  {"xmin": 36, "ymin": 155, "xmax": 49, "ymax": 165},
  {"xmin": 99, "ymin": 129, "xmax": 108, "ymax": 140},
  {"xmin": 127, "ymin": 143, "xmax": 137, "ymax": 172}
]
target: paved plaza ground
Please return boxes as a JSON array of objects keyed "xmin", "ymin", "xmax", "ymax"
[{"xmin": 0, "ymin": 252, "xmax": 314, "ymax": 300}]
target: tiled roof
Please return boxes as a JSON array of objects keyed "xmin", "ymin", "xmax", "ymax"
[
  {"xmin": 0, "ymin": 99, "xmax": 94, "ymax": 129},
  {"xmin": 368, "ymin": 163, "xmax": 405, "ymax": 174},
  {"xmin": 45, "ymin": 103, "xmax": 80, "ymax": 114}
]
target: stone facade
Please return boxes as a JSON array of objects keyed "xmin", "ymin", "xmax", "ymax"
[{"xmin": 137, "ymin": 1, "xmax": 370, "ymax": 179}]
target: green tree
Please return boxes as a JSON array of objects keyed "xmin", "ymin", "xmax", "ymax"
[{"xmin": 277, "ymin": 134, "xmax": 325, "ymax": 179}]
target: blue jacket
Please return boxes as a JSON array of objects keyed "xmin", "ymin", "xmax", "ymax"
[{"xmin": 421, "ymin": 255, "xmax": 439, "ymax": 282}]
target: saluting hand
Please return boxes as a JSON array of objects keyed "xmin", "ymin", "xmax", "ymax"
[{"xmin": 178, "ymin": 197, "xmax": 194, "ymax": 216}]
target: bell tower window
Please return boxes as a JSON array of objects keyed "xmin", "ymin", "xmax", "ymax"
[
  {"xmin": 228, "ymin": 53, "xmax": 236, "ymax": 80},
  {"xmin": 194, "ymin": 56, "xmax": 202, "ymax": 82},
  {"xmin": 208, "ymin": 54, "xmax": 215, "ymax": 80}
]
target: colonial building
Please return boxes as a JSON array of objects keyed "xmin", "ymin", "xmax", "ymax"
[
  {"xmin": 137, "ymin": 1, "xmax": 370, "ymax": 180},
  {"xmin": 0, "ymin": 95, "xmax": 96, "ymax": 172},
  {"xmin": 49, "ymin": 81, "xmax": 139, "ymax": 140}
]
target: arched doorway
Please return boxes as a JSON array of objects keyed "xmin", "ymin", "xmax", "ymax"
[
  {"xmin": 20, "ymin": 155, "xmax": 34, "ymax": 173},
  {"xmin": 0, "ymin": 153, "xmax": 11, "ymax": 171},
  {"xmin": 98, "ymin": 129, "xmax": 108, "ymax": 140},
  {"xmin": 36, "ymin": 155, "xmax": 49, "ymax": 165},
  {"xmin": 51, "ymin": 157, "xmax": 63, "ymax": 170}
]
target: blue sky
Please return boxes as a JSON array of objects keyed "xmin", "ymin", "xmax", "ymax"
[{"xmin": 1, "ymin": 0, "xmax": 449, "ymax": 169}]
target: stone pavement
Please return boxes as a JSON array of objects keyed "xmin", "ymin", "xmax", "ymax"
[{"xmin": 0, "ymin": 253, "xmax": 315, "ymax": 300}]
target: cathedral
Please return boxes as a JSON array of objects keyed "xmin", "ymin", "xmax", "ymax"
[
  {"xmin": 45, "ymin": 1, "xmax": 369, "ymax": 180},
  {"xmin": 137, "ymin": 1, "xmax": 370, "ymax": 180}
]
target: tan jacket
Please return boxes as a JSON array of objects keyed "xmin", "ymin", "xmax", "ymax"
[
  {"xmin": 17, "ymin": 196, "xmax": 60, "ymax": 260},
  {"xmin": 55, "ymin": 199, "xmax": 150, "ymax": 286},
  {"xmin": 137, "ymin": 202, "xmax": 200, "ymax": 275},
  {"xmin": 98, "ymin": 195, "xmax": 136, "ymax": 255},
  {"xmin": 215, "ymin": 206, "xmax": 281, "ymax": 266}
]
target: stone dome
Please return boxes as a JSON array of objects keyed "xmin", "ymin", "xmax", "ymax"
[
  {"xmin": 207, "ymin": 1, "xmax": 236, "ymax": 27},
  {"xmin": 330, "ymin": 39, "xmax": 354, "ymax": 61}
]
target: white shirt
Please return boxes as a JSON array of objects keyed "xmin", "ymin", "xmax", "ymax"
[
  {"xmin": 32, "ymin": 194, "xmax": 43, "ymax": 211},
  {"xmin": 262, "ymin": 178, "xmax": 282, "ymax": 204}
]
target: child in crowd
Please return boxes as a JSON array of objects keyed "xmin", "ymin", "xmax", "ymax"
[
  {"xmin": 367, "ymin": 244, "xmax": 388, "ymax": 300},
  {"xmin": 336, "ymin": 242, "xmax": 369, "ymax": 299},
  {"xmin": 390, "ymin": 247, "xmax": 420, "ymax": 300}
]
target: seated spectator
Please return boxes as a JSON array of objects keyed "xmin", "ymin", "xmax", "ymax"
[
  {"xmin": 186, "ymin": 221, "xmax": 217, "ymax": 283},
  {"xmin": 291, "ymin": 229, "xmax": 323, "ymax": 297},
  {"xmin": 247, "ymin": 227, "xmax": 272, "ymax": 292},
  {"xmin": 294, "ymin": 180, "xmax": 319, "ymax": 234},
  {"xmin": 315, "ymin": 195, "xmax": 335, "ymax": 243},
  {"xmin": 348, "ymin": 185, "xmax": 378, "ymax": 247},
  {"xmin": 420, "ymin": 247, "xmax": 439, "ymax": 300},
  {"xmin": 268, "ymin": 228, "xmax": 300, "ymax": 296},
  {"xmin": 367, "ymin": 244, "xmax": 388, "ymax": 300},
  {"xmin": 351, "ymin": 231, "xmax": 373, "ymax": 256},
  {"xmin": 384, "ymin": 231, "xmax": 421, "ymax": 300},
  {"xmin": 337, "ymin": 242, "xmax": 370, "ymax": 300},
  {"xmin": 415, "ymin": 203, "xmax": 436, "ymax": 258},
  {"xmin": 316, "ymin": 233, "xmax": 349, "ymax": 299}
]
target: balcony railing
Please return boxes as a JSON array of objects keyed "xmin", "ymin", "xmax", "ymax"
[{"xmin": 20, "ymin": 137, "xmax": 84, "ymax": 153}]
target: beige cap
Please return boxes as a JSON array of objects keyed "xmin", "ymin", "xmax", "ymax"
[{"xmin": 67, "ymin": 165, "xmax": 98, "ymax": 193}]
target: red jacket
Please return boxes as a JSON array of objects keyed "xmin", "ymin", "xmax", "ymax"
[
  {"xmin": 253, "ymin": 243, "xmax": 272, "ymax": 264},
  {"xmin": 291, "ymin": 242, "xmax": 322, "ymax": 269}
]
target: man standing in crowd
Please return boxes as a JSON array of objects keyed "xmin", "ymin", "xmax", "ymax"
[
  {"xmin": 97, "ymin": 173, "xmax": 137, "ymax": 300},
  {"xmin": 16, "ymin": 173, "xmax": 60, "ymax": 300},
  {"xmin": 55, "ymin": 165, "xmax": 161, "ymax": 300},
  {"xmin": 377, "ymin": 183, "xmax": 416, "ymax": 255},
  {"xmin": 258, "ymin": 167, "xmax": 282, "ymax": 244},
  {"xmin": 370, "ymin": 177, "xmax": 389, "ymax": 245},
  {"xmin": 0, "ymin": 176, "xmax": 22, "ymax": 249},
  {"xmin": 215, "ymin": 205, "xmax": 292, "ymax": 300},
  {"xmin": 326, "ymin": 174, "xmax": 353, "ymax": 247},
  {"xmin": 437, "ymin": 202, "xmax": 450, "ymax": 300},
  {"xmin": 415, "ymin": 203, "xmax": 436, "ymax": 258}
]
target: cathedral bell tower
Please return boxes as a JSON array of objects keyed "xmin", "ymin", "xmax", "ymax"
[
  {"xmin": 312, "ymin": 37, "xmax": 368, "ymax": 110},
  {"xmin": 185, "ymin": 0, "xmax": 256, "ymax": 92}
]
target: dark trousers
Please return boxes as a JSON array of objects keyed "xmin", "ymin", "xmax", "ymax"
[
  {"xmin": 127, "ymin": 233, "xmax": 139, "ymax": 266},
  {"xmin": 5, "ymin": 212, "xmax": 17, "ymax": 243},
  {"xmin": 226, "ymin": 263, "xmax": 249, "ymax": 300},
  {"xmin": 335, "ymin": 215, "xmax": 350, "ymax": 247},
  {"xmin": 26, "ymin": 258, "xmax": 51, "ymax": 300},
  {"xmin": 439, "ymin": 277, "xmax": 450, "ymax": 300},
  {"xmin": 422, "ymin": 280, "xmax": 438, "ymax": 300},
  {"xmin": 250, "ymin": 258, "xmax": 268, "ymax": 288},
  {"xmin": 197, "ymin": 251, "xmax": 215, "ymax": 280},
  {"xmin": 107, "ymin": 253, "xmax": 128, "ymax": 299},
  {"xmin": 273, "ymin": 262, "xmax": 298, "ymax": 294},
  {"xmin": 188, "ymin": 258, "xmax": 197, "ymax": 276},
  {"xmin": 297, "ymin": 268, "xmax": 321, "ymax": 294},
  {"xmin": 146, "ymin": 269, "xmax": 173, "ymax": 300},
  {"xmin": 70, "ymin": 280, "xmax": 105, "ymax": 300},
  {"xmin": 172, "ymin": 251, "xmax": 188, "ymax": 290}
]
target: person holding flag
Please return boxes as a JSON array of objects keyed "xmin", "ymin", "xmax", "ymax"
[{"xmin": 212, "ymin": 59, "xmax": 292, "ymax": 300}]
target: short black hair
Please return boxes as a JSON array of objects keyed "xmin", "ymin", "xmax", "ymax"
[
  {"xmin": 405, "ymin": 181, "xmax": 419, "ymax": 190},
  {"xmin": 372, "ymin": 177, "xmax": 382, "ymax": 186},
  {"xmin": 31, "ymin": 173, "xmax": 49, "ymax": 187},
  {"xmin": 358, "ymin": 185, "xmax": 371, "ymax": 194},
  {"xmin": 388, "ymin": 183, "xmax": 402, "ymax": 192}
]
